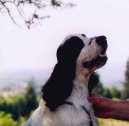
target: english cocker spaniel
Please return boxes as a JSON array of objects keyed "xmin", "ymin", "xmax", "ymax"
[{"xmin": 24, "ymin": 34, "xmax": 108, "ymax": 126}]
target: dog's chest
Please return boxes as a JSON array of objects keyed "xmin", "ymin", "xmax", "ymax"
[
  {"xmin": 54, "ymin": 85, "xmax": 91, "ymax": 126},
  {"xmin": 56, "ymin": 104, "xmax": 90, "ymax": 126}
]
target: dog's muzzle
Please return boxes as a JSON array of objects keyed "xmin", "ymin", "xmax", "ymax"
[
  {"xmin": 96, "ymin": 36, "xmax": 107, "ymax": 54},
  {"xmin": 83, "ymin": 36, "xmax": 108, "ymax": 69}
]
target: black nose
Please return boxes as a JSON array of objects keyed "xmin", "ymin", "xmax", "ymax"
[
  {"xmin": 96, "ymin": 36, "xmax": 107, "ymax": 45},
  {"xmin": 96, "ymin": 36, "xmax": 107, "ymax": 54}
]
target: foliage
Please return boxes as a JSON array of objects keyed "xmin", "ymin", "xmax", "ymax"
[
  {"xmin": 0, "ymin": 111, "xmax": 26, "ymax": 126},
  {"xmin": 0, "ymin": 58, "xmax": 129, "ymax": 125},
  {"xmin": 92, "ymin": 73, "xmax": 122, "ymax": 99},
  {"xmin": 110, "ymin": 86, "xmax": 121, "ymax": 98},
  {"xmin": 0, "ymin": 0, "xmax": 75, "ymax": 28},
  {"xmin": 23, "ymin": 79, "xmax": 38, "ymax": 116},
  {"xmin": 99, "ymin": 119, "xmax": 129, "ymax": 126},
  {"xmin": 0, "ymin": 80, "xmax": 38, "ymax": 120},
  {"xmin": 92, "ymin": 73, "xmax": 112, "ymax": 98},
  {"xmin": 102, "ymin": 88, "xmax": 113, "ymax": 98},
  {"xmin": 122, "ymin": 59, "xmax": 129, "ymax": 99},
  {"xmin": 0, "ymin": 111, "xmax": 17, "ymax": 126},
  {"xmin": 92, "ymin": 73, "xmax": 104, "ymax": 95}
]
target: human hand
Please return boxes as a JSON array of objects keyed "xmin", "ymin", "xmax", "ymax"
[
  {"xmin": 88, "ymin": 94, "xmax": 116, "ymax": 119},
  {"xmin": 88, "ymin": 94, "xmax": 129, "ymax": 121}
]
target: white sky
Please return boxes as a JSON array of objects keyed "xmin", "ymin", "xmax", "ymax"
[{"xmin": 0, "ymin": 0, "xmax": 129, "ymax": 87}]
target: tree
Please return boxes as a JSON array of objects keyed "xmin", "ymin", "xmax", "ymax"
[
  {"xmin": 102, "ymin": 88, "xmax": 112, "ymax": 99},
  {"xmin": 23, "ymin": 79, "xmax": 38, "ymax": 116},
  {"xmin": 88, "ymin": 72, "xmax": 104, "ymax": 95},
  {"xmin": 89, "ymin": 73, "xmax": 113, "ymax": 98},
  {"xmin": 122, "ymin": 58, "xmax": 129, "ymax": 99},
  {"xmin": 110, "ymin": 86, "xmax": 121, "ymax": 98},
  {"xmin": 0, "ymin": 112, "xmax": 17, "ymax": 126},
  {"xmin": 0, "ymin": 0, "xmax": 75, "ymax": 28},
  {"xmin": 93, "ymin": 74, "xmax": 104, "ymax": 95},
  {"xmin": 0, "ymin": 79, "xmax": 38, "ymax": 120}
]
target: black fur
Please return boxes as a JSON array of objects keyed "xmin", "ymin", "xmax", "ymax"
[
  {"xmin": 88, "ymin": 72, "xmax": 99, "ymax": 96},
  {"xmin": 42, "ymin": 36, "xmax": 84, "ymax": 111}
]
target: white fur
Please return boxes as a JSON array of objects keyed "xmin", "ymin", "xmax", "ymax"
[
  {"xmin": 24, "ymin": 77, "xmax": 99, "ymax": 126},
  {"xmin": 24, "ymin": 34, "xmax": 104, "ymax": 126}
]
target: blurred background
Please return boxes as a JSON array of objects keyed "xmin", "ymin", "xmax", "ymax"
[{"xmin": 0, "ymin": 0, "xmax": 129, "ymax": 125}]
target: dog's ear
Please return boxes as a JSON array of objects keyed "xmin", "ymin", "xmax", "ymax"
[
  {"xmin": 42, "ymin": 64, "xmax": 74, "ymax": 111},
  {"xmin": 42, "ymin": 36, "xmax": 84, "ymax": 111},
  {"xmin": 88, "ymin": 72, "xmax": 99, "ymax": 96},
  {"xmin": 56, "ymin": 36, "xmax": 84, "ymax": 65}
]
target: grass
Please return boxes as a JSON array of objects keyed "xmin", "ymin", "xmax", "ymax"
[{"xmin": 99, "ymin": 119, "xmax": 129, "ymax": 126}]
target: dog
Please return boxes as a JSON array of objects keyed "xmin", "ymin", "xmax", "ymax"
[{"xmin": 24, "ymin": 34, "xmax": 108, "ymax": 126}]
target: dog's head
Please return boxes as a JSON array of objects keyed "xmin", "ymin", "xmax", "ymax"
[
  {"xmin": 43, "ymin": 34, "xmax": 108, "ymax": 111},
  {"xmin": 57, "ymin": 34, "xmax": 108, "ymax": 75}
]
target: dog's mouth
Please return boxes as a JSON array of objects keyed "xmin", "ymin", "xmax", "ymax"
[{"xmin": 83, "ymin": 50, "xmax": 108, "ymax": 69}]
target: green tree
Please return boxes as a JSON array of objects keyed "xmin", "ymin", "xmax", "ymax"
[
  {"xmin": 89, "ymin": 73, "xmax": 104, "ymax": 95},
  {"xmin": 89, "ymin": 73, "xmax": 113, "ymax": 98},
  {"xmin": 23, "ymin": 79, "xmax": 38, "ymax": 117},
  {"xmin": 0, "ymin": 79, "xmax": 38, "ymax": 120},
  {"xmin": 0, "ymin": 111, "xmax": 17, "ymax": 126},
  {"xmin": 0, "ymin": 111, "xmax": 25, "ymax": 126},
  {"xmin": 110, "ymin": 86, "xmax": 121, "ymax": 98},
  {"xmin": 93, "ymin": 74, "xmax": 104, "ymax": 95},
  {"xmin": 122, "ymin": 58, "xmax": 129, "ymax": 99},
  {"xmin": 102, "ymin": 88, "xmax": 112, "ymax": 98}
]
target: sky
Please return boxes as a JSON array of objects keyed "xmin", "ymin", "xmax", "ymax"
[{"xmin": 0, "ymin": 0, "xmax": 129, "ymax": 87}]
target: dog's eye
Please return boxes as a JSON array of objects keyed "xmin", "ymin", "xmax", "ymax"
[{"xmin": 82, "ymin": 34, "xmax": 86, "ymax": 37}]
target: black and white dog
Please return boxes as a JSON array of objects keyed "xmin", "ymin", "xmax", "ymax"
[{"xmin": 24, "ymin": 34, "xmax": 108, "ymax": 126}]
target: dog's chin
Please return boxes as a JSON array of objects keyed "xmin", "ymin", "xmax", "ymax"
[{"xmin": 83, "ymin": 54, "xmax": 108, "ymax": 71}]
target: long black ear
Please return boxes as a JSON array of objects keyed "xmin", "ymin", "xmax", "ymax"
[
  {"xmin": 88, "ymin": 72, "xmax": 99, "ymax": 96},
  {"xmin": 42, "ymin": 36, "xmax": 84, "ymax": 111},
  {"xmin": 57, "ymin": 36, "xmax": 84, "ymax": 65}
]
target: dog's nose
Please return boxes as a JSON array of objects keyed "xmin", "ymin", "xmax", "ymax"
[
  {"xmin": 96, "ymin": 36, "xmax": 107, "ymax": 45},
  {"xmin": 96, "ymin": 36, "xmax": 107, "ymax": 54}
]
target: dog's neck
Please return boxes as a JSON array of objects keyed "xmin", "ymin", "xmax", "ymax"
[
  {"xmin": 74, "ymin": 73, "xmax": 90, "ymax": 87},
  {"xmin": 66, "ymin": 74, "xmax": 90, "ymax": 107}
]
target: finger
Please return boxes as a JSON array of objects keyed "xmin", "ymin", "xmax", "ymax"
[
  {"xmin": 87, "ymin": 96, "xmax": 101, "ymax": 104},
  {"xmin": 94, "ymin": 111, "xmax": 111, "ymax": 118}
]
